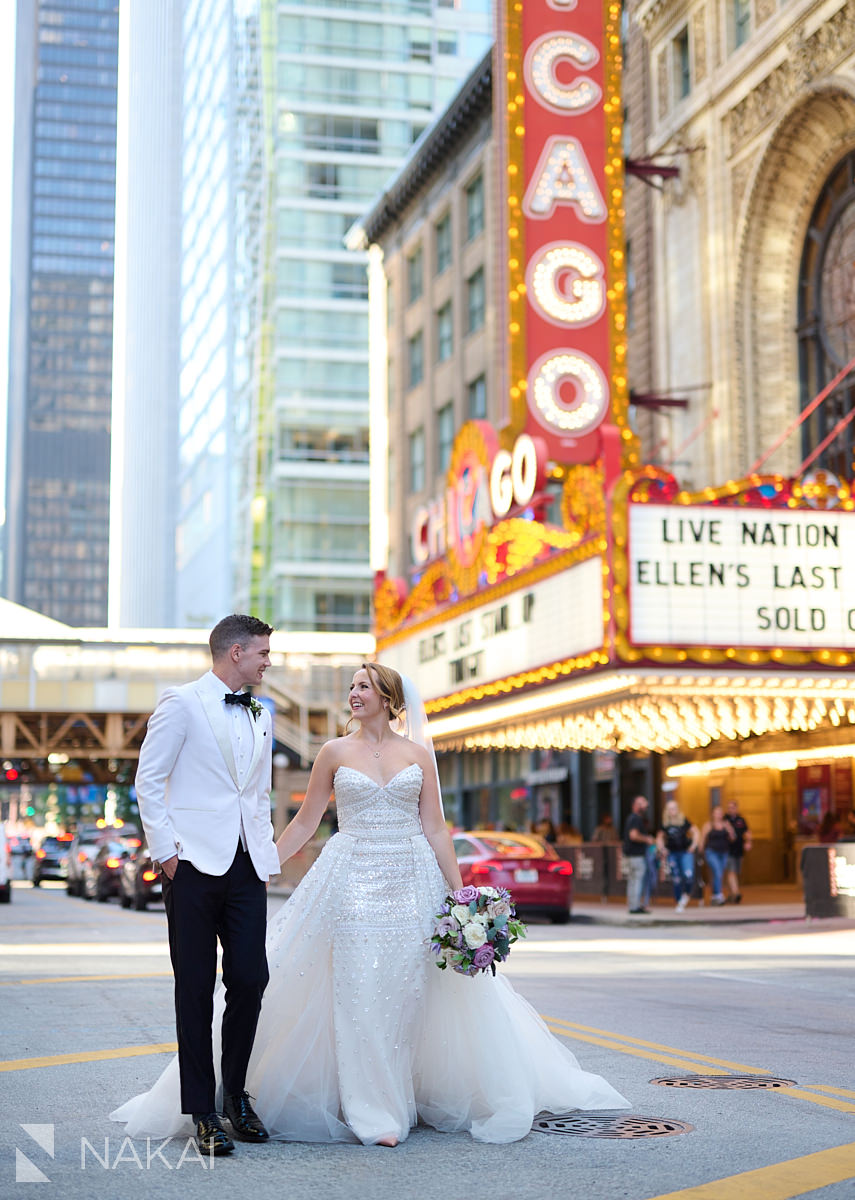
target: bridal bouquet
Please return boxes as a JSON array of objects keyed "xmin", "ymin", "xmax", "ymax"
[{"xmin": 430, "ymin": 885, "xmax": 527, "ymax": 977}]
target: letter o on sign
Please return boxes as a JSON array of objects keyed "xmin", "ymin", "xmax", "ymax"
[{"xmin": 528, "ymin": 350, "xmax": 608, "ymax": 437}]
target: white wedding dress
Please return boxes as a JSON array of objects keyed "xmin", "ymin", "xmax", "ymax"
[{"xmin": 111, "ymin": 764, "xmax": 629, "ymax": 1144}]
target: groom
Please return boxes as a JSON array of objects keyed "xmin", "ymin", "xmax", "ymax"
[{"xmin": 135, "ymin": 613, "xmax": 281, "ymax": 1154}]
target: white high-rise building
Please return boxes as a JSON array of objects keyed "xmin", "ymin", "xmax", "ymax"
[
  {"xmin": 175, "ymin": 0, "xmax": 492, "ymax": 630},
  {"xmin": 110, "ymin": 0, "xmax": 182, "ymax": 628}
]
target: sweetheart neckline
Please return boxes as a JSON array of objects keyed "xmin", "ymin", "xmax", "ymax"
[{"xmin": 334, "ymin": 763, "xmax": 423, "ymax": 791}]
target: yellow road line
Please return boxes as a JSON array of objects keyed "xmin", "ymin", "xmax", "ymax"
[
  {"xmin": 544, "ymin": 1017, "xmax": 770, "ymax": 1074},
  {"xmin": 775, "ymin": 1089, "xmax": 855, "ymax": 1115},
  {"xmin": 0, "ymin": 1043, "xmax": 177, "ymax": 1073},
  {"xmin": 798, "ymin": 1082, "xmax": 855, "ymax": 1101},
  {"xmin": 0, "ymin": 972, "xmax": 173, "ymax": 986},
  {"xmin": 542, "ymin": 1015, "xmax": 855, "ymax": 1117},
  {"xmin": 543, "ymin": 1022, "xmax": 731, "ymax": 1075},
  {"xmin": 646, "ymin": 1140, "xmax": 855, "ymax": 1199}
]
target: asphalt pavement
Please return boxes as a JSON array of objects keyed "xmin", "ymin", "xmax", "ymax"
[{"xmin": 2, "ymin": 880, "xmax": 854, "ymax": 1200}]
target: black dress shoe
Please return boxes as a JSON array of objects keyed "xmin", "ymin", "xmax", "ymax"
[
  {"xmin": 194, "ymin": 1113, "xmax": 234, "ymax": 1156},
  {"xmin": 223, "ymin": 1091, "xmax": 270, "ymax": 1142},
  {"xmin": 628, "ymin": 907, "xmax": 650, "ymax": 914}
]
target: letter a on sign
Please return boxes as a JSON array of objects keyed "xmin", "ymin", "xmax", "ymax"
[{"xmin": 523, "ymin": 137, "xmax": 607, "ymax": 223}]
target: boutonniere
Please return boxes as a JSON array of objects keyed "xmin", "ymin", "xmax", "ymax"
[{"xmin": 249, "ymin": 698, "xmax": 263, "ymax": 721}]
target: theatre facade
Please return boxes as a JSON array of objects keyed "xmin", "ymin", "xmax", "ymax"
[{"xmin": 353, "ymin": 0, "xmax": 855, "ymax": 881}]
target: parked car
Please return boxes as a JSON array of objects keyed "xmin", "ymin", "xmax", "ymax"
[
  {"xmin": 81, "ymin": 836, "xmax": 141, "ymax": 902},
  {"xmin": 32, "ymin": 834, "xmax": 74, "ymax": 886},
  {"xmin": 119, "ymin": 847, "xmax": 162, "ymax": 911},
  {"xmin": 0, "ymin": 826, "xmax": 11, "ymax": 903},
  {"xmin": 66, "ymin": 829, "xmax": 104, "ymax": 896},
  {"xmin": 452, "ymin": 830, "xmax": 573, "ymax": 923}
]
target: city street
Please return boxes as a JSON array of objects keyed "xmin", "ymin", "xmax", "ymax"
[{"xmin": 1, "ymin": 882, "xmax": 853, "ymax": 1199}]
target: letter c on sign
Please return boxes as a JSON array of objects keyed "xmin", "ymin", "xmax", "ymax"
[
  {"xmin": 525, "ymin": 33, "xmax": 602, "ymax": 116},
  {"xmin": 411, "ymin": 506, "xmax": 430, "ymax": 566}
]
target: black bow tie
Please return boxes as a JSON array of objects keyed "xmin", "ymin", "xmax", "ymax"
[{"xmin": 224, "ymin": 691, "xmax": 252, "ymax": 707}]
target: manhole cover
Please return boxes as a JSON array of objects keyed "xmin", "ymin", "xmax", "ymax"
[
  {"xmin": 649, "ymin": 1075, "xmax": 796, "ymax": 1089},
  {"xmin": 532, "ymin": 1114, "xmax": 694, "ymax": 1138}
]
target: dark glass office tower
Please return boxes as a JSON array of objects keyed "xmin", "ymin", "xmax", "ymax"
[{"xmin": 5, "ymin": 0, "xmax": 119, "ymax": 624}]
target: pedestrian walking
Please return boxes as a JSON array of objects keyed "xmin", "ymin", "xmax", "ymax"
[
  {"xmin": 623, "ymin": 796, "xmax": 655, "ymax": 913},
  {"xmin": 656, "ymin": 800, "xmax": 699, "ymax": 912},
  {"xmin": 700, "ymin": 805, "xmax": 733, "ymax": 905},
  {"xmin": 724, "ymin": 800, "xmax": 752, "ymax": 902}
]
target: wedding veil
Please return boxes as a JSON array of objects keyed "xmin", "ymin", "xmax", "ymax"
[{"xmin": 399, "ymin": 674, "xmax": 444, "ymax": 818}]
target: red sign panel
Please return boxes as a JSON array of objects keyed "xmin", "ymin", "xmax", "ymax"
[{"xmin": 496, "ymin": 0, "xmax": 633, "ymax": 476}]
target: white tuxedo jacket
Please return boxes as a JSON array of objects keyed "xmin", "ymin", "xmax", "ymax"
[{"xmin": 135, "ymin": 672, "xmax": 281, "ymax": 879}]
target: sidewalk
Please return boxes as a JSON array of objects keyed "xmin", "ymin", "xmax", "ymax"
[
  {"xmin": 571, "ymin": 884, "xmax": 811, "ymax": 926},
  {"xmin": 269, "ymin": 881, "xmax": 833, "ymax": 927}
]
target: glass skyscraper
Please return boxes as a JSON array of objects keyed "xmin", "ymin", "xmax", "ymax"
[
  {"xmin": 176, "ymin": 0, "xmax": 491, "ymax": 631},
  {"xmin": 5, "ymin": 0, "xmax": 119, "ymax": 625}
]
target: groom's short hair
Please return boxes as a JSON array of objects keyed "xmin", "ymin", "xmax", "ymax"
[{"xmin": 209, "ymin": 613, "xmax": 274, "ymax": 659}]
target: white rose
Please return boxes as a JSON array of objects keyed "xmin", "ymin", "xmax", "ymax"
[
  {"xmin": 462, "ymin": 922, "xmax": 487, "ymax": 948},
  {"xmin": 470, "ymin": 912, "xmax": 490, "ymax": 927},
  {"xmin": 478, "ymin": 886, "xmax": 500, "ymax": 899},
  {"xmin": 450, "ymin": 904, "xmax": 471, "ymax": 925},
  {"xmin": 440, "ymin": 947, "xmax": 458, "ymax": 966}
]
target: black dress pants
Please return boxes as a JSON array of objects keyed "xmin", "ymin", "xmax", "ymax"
[{"xmin": 162, "ymin": 842, "xmax": 269, "ymax": 1115}]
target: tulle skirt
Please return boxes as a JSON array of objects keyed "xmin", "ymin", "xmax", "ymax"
[{"xmin": 111, "ymin": 832, "xmax": 629, "ymax": 1144}]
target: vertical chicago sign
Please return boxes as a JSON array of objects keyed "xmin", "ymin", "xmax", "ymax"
[{"xmin": 496, "ymin": 0, "xmax": 636, "ymax": 480}]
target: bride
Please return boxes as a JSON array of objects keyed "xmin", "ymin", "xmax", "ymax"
[{"xmin": 112, "ymin": 662, "xmax": 629, "ymax": 1146}]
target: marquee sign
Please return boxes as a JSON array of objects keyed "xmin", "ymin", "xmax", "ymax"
[
  {"xmin": 381, "ymin": 557, "xmax": 604, "ymax": 702},
  {"xmin": 612, "ymin": 466, "xmax": 855, "ymax": 668},
  {"xmin": 496, "ymin": 0, "xmax": 636, "ymax": 476}
]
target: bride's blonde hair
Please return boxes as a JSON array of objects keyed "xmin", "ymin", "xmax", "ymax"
[{"xmin": 346, "ymin": 662, "xmax": 406, "ymax": 731}]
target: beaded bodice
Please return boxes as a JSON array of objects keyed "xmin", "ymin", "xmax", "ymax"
[{"xmin": 333, "ymin": 764, "xmax": 424, "ymax": 839}]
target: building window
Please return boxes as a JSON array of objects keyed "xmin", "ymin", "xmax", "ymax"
[
  {"xmin": 674, "ymin": 27, "xmax": 690, "ymax": 99},
  {"xmin": 467, "ymin": 374, "xmax": 487, "ymax": 420},
  {"xmin": 409, "ymin": 426, "xmax": 425, "ymax": 492},
  {"xmin": 466, "ymin": 267, "xmax": 485, "ymax": 334},
  {"xmin": 436, "ymin": 301, "xmax": 453, "ymax": 361},
  {"xmin": 797, "ymin": 149, "xmax": 855, "ymax": 480},
  {"xmin": 465, "ymin": 173, "xmax": 484, "ymax": 241},
  {"xmin": 407, "ymin": 246, "xmax": 423, "ymax": 304},
  {"xmin": 732, "ymin": 0, "xmax": 751, "ymax": 49},
  {"xmin": 408, "ymin": 330, "xmax": 424, "ymax": 387},
  {"xmin": 437, "ymin": 402, "xmax": 455, "ymax": 472},
  {"xmin": 626, "ymin": 239, "xmax": 636, "ymax": 333},
  {"xmin": 435, "ymin": 212, "xmax": 451, "ymax": 274}
]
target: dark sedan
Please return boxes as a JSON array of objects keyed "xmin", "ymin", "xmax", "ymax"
[
  {"xmin": 119, "ymin": 848, "xmax": 162, "ymax": 911},
  {"xmin": 32, "ymin": 834, "xmax": 74, "ymax": 885},
  {"xmin": 453, "ymin": 831, "xmax": 573, "ymax": 923},
  {"xmin": 81, "ymin": 837, "xmax": 141, "ymax": 902}
]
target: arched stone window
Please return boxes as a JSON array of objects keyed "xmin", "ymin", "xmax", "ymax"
[{"xmin": 797, "ymin": 150, "xmax": 855, "ymax": 478}]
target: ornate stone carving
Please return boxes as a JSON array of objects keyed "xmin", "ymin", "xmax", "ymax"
[
  {"xmin": 730, "ymin": 155, "xmax": 753, "ymax": 222},
  {"xmin": 692, "ymin": 5, "xmax": 707, "ymax": 86},
  {"xmin": 755, "ymin": 0, "xmax": 776, "ymax": 27},
  {"xmin": 727, "ymin": 0, "xmax": 855, "ymax": 153}
]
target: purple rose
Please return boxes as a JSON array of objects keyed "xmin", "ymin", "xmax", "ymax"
[
  {"xmin": 434, "ymin": 915, "xmax": 457, "ymax": 938},
  {"xmin": 472, "ymin": 944, "xmax": 495, "ymax": 970},
  {"xmin": 453, "ymin": 885, "xmax": 479, "ymax": 904}
]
